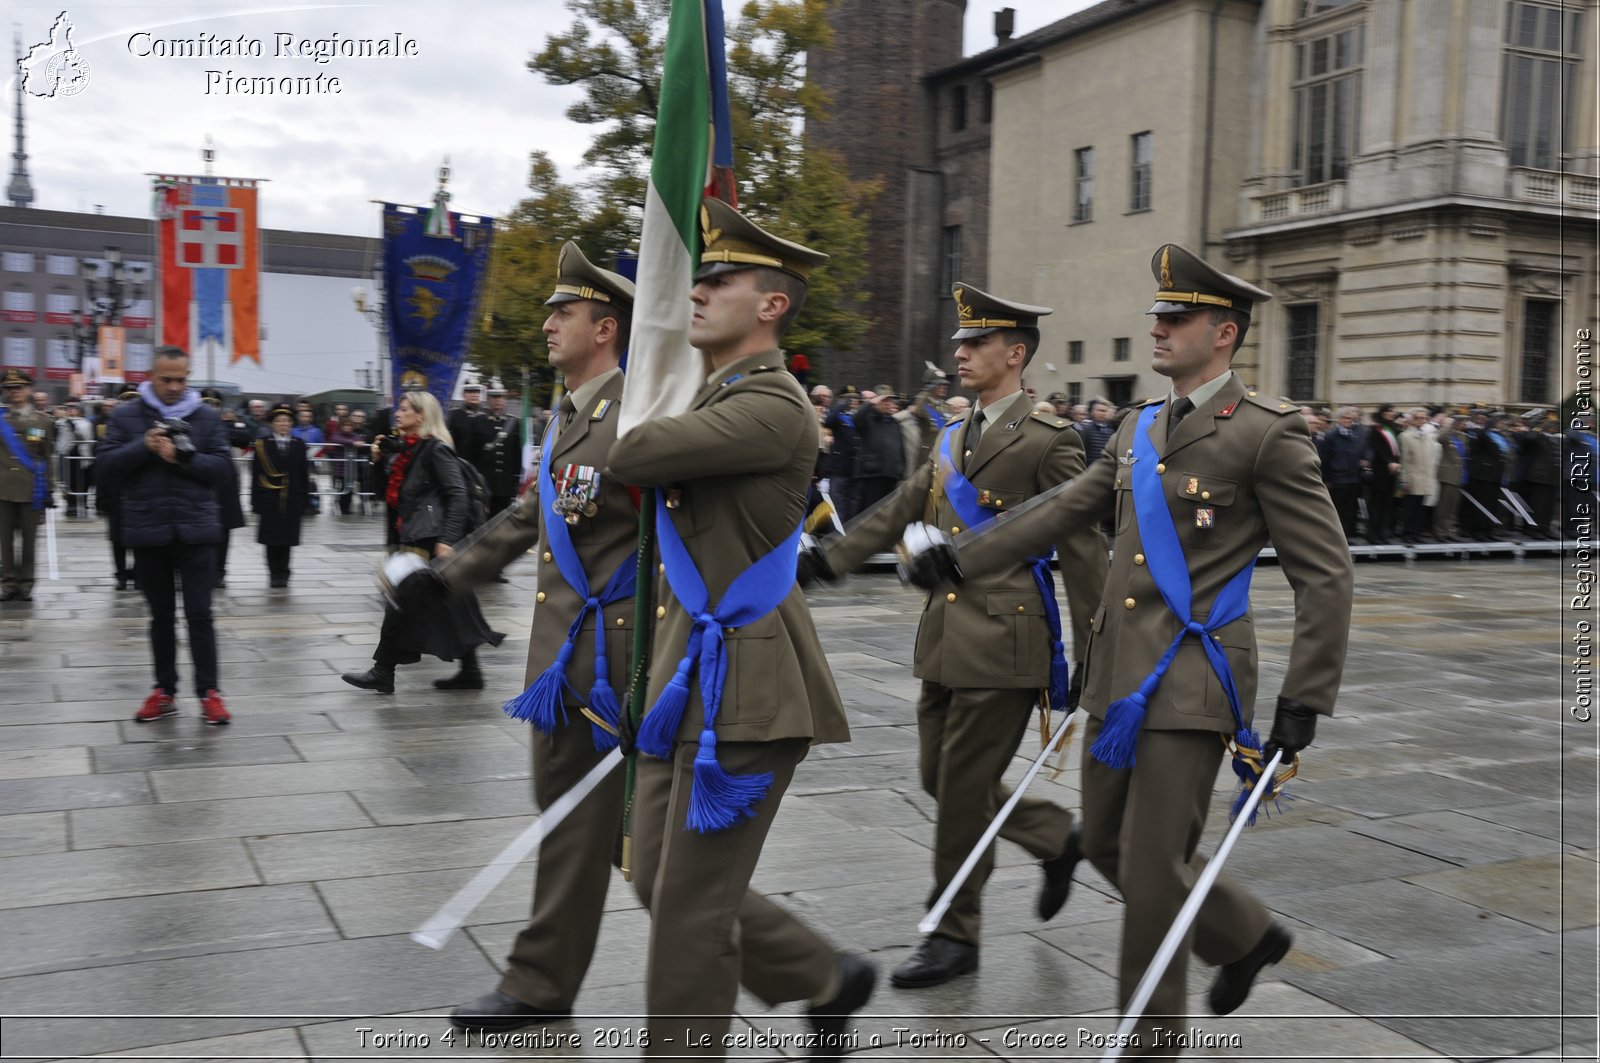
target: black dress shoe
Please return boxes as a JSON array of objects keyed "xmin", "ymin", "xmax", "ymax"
[
  {"xmin": 1209, "ymin": 922, "xmax": 1292, "ymax": 1015},
  {"xmin": 433, "ymin": 669, "xmax": 484, "ymax": 690},
  {"xmin": 341, "ymin": 667, "xmax": 395, "ymax": 694},
  {"xmin": 1038, "ymin": 825, "xmax": 1083, "ymax": 921},
  {"xmin": 116, "ymin": 577, "xmax": 129, "ymax": 591},
  {"xmin": 0, "ymin": 590, "xmax": 16, "ymax": 602},
  {"xmin": 449, "ymin": 989, "xmax": 571, "ymax": 1033},
  {"xmin": 890, "ymin": 934, "xmax": 977, "ymax": 989},
  {"xmin": 807, "ymin": 954, "xmax": 876, "ymax": 1060}
]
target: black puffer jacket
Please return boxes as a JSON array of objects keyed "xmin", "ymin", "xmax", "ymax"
[
  {"xmin": 852, "ymin": 405, "xmax": 906, "ymax": 480},
  {"xmin": 94, "ymin": 396, "xmax": 231, "ymax": 548}
]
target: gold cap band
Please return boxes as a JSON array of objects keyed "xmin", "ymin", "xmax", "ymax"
[
  {"xmin": 552, "ymin": 284, "xmax": 613, "ymax": 303},
  {"xmin": 701, "ymin": 248, "xmax": 786, "ymax": 270},
  {"xmin": 961, "ymin": 317, "xmax": 1018, "ymax": 329},
  {"xmin": 1154, "ymin": 290, "xmax": 1234, "ymax": 308}
]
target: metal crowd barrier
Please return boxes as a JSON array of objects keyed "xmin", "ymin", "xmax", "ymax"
[{"xmin": 232, "ymin": 441, "xmax": 380, "ymax": 516}]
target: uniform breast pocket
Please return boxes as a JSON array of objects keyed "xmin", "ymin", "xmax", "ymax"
[
  {"xmin": 726, "ymin": 611, "xmax": 780, "ymax": 726},
  {"xmin": 1113, "ymin": 478, "xmax": 1135, "ymax": 536},
  {"xmin": 987, "ymin": 590, "xmax": 1046, "ymax": 675},
  {"xmin": 1173, "ymin": 472, "xmax": 1236, "ymax": 550},
  {"xmin": 970, "ymin": 480, "xmax": 1028, "ymax": 518}
]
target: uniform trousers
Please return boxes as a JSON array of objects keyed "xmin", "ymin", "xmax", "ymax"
[
  {"xmin": 916, "ymin": 683, "xmax": 1075, "ymax": 946},
  {"xmin": 630, "ymin": 738, "xmax": 836, "ymax": 1057},
  {"xmin": 498, "ymin": 711, "xmax": 626, "ymax": 1009},
  {"xmin": 134, "ymin": 542, "xmax": 220, "ymax": 696},
  {"xmin": 1434, "ymin": 483, "xmax": 1461, "ymax": 539},
  {"xmin": 1080, "ymin": 717, "xmax": 1270, "ymax": 1058},
  {"xmin": 0, "ymin": 500, "xmax": 39, "ymax": 593},
  {"xmin": 1463, "ymin": 479, "xmax": 1502, "ymax": 539},
  {"xmin": 265, "ymin": 545, "xmax": 292, "ymax": 581}
]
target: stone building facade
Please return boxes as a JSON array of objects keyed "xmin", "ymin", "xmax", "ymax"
[{"xmin": 811, "ymin": 0, "xmax": 1598, "ymax": 411}]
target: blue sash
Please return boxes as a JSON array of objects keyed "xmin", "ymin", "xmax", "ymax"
[
  {"xmin": 1089, "ymin": 403, "xmax": 1258, "ymax": 773},
  {"xmin": 634, "ymin": 491, "xmax": 805, "ymax": 833},
  {"xmin": 926, "ymin": 404, "xmax": 945, "ymax": 430},
  {"xmin": 935, "ymin": 423, "xmax": 1070, "ymax": 712},
  {"xmin": 502, "ymin": 421, "xmax": 637, "ymax": 750},
  {"xmin": 0, "ymin": 416, "xmax": 46, "ymax": 510}
]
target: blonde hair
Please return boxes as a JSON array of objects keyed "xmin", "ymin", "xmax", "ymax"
[{"xmin": 399, "ymin": 391, "xmax": 454, "ymax": 449}]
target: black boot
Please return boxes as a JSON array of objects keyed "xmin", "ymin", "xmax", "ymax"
[
  {"xmin": 342, "ymin": 664, "xmax": 396, "ymax": 694},
  {"xmin": 434, "ymin": 650, "xmax": 484, "ymax": 690},
  {"xmin": 1209, "ymin": 922, "xmax": 1292, "ymax": 1015}
]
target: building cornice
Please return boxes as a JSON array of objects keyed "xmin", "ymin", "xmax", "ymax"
[{"xmin": 1225, "ymin": 194, "xmax": 1594, "ymax": 240}]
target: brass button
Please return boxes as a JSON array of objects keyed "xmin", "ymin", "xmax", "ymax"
[
  {"xmin": 542, "ymin": 552, "xmax": 552, "ymax": 563},
  {"xmin": 946, "ymin": 592, "xmax": 958, "ymax": 603},
  {"xmin": 1134, "ymin": 553, "xmax": 1145, "ymax": 565},
  {"xmin": 536, "ymin": 592, "xmax": 547, "ymax": 603},
  {"xmin": 615, "ymin": 617, "xmax": 625, "ymax": 626},
  {"xmin": 656, "ymin": 605, "xmax": 666, "ymax": 619},
  {"xmin": 1016, "ymin": 605, "xmax": 1026, "ymax": 613},
  {"xmin": 1155, "ymin": 463, "xmax": 1166, "ymax": 474},
  {"xmin": 658, "ymin": 563, "xmax": 666, "ymax": 574},
  {"xmin": 951, "ymin": 526, "xmax": 961, "ymax": 535},
  {"xmin": 1124, "ymin": 597, "xmax": 1136, "ymax": 609},
  {"xmin": 1248, "ymin": 390, "xmax": 1258, "ymax": 397},
  {"xmin": 1201, "ymin": 490, "xmax": 1211, "ymax": 500},
  {"xmin": 1116, "ymin": 477, "xmax": 1123, "ymax": 488}
]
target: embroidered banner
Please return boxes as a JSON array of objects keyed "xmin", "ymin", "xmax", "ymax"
[
  {"xmin": 380, "ymin": 202, "xmax": 494, "ymax": 407},
  {"xmin": 154, "ymin": 174, "xmax": 261, "ymax": 365}
]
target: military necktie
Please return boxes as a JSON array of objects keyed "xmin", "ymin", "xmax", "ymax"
[
  {"xmin": 558, "ymin": 395, "xmax": 577, "ymax": 434},
  {"xmin": 1166, "ymin": 396, "xmax": 1193, "ymax": 441},
  {"xmin": 965, "ymin": 409, "xmax": 986, "ymax": 460}
]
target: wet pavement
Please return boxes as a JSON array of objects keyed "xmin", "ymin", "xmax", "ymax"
[{"xmin": 0, "ymin": 507, "xmax": 1594, "ymax": 1062}]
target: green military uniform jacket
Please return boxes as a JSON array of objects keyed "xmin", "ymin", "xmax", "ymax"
[
  {"xmin": 608, "ymin": 351, "xmax": 849, "ymax": 746},
  {"xmin": 444, "ymin": 370, "xmax": 637, "ymax": 696},
  {"xmin": 825, "ymin": 389, "xmax": 1108, "ymax": 691},
  {"xmin": 963, "ymin": 374, "xmax": 1354, "ymax": 730},
  {"xmin": 0, "ymin": 407, "xmax": 52, "ymax": 505}
]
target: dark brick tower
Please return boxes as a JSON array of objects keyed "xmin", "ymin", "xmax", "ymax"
[{"xmin": 807, "ymin": 0, "xmax": 965, "ymax": 391}]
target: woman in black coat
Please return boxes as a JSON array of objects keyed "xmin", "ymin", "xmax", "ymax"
[
  {"xmin": 202, "ymin": 392, "xmax": 250, "ymax": 588},
  {"xmin": 342, "ymin": 391, "xmax": 501, "ymax": 694},
  {"xmin": 250, "ymin": 406, "xmax": 314, "ymax": 587}
]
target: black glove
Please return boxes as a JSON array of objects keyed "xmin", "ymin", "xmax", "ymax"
[
  {"xmin": 796, "ymin": 534, "xmax": 836, "ymax": 590},
  {"xmin": 616, "ymin": 705, "xmax": 639, "ymax": 757},
  {"xmin": 895, "ymin": 522, "xmax": 963, "ymax": 589},
  {"xmin": 1067, "ymin": 668, "xmax": 1084, "ymax": 711},
  {"xmin": 1261, "ymin": 696, "xmax": 1319, "ymax": 768}
]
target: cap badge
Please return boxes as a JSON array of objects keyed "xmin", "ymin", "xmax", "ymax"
[
  {"xmin": 1159, "ymin": 246, "xmax": 1173, "ymax": 290},
  {"xmin": 954, "ymin": 288, "xmax": 972, "ymax": 321},
  {"xmin": 699, "ymin": 205, "xmax": 722, "ymax": 248}
]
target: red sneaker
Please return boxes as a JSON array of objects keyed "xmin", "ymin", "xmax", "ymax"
[
  {"xmin": 134, "ymin": 690, "xmax": 177, "ymax": 722},
  {"xmin": 199, "ymin": 689, "xmax": 231, "ymax": 726}
]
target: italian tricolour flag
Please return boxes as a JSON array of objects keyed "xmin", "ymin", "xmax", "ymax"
[{"xmin": 616, "ymin": 0, "xmax": 724, "ymax": 438}]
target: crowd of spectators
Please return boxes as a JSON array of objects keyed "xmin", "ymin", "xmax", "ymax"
[{"xmin": 803, "ymin": 374, "xmax": 1585, "ymax": 546}]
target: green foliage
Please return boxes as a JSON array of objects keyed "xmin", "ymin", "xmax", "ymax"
[{"xmin": 466, "ymin": 0, "xmax": 876, "ymax": 383}]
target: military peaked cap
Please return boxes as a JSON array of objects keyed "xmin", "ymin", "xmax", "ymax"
[
  {"xmin": 269, "ymin": 405, "xmax": 295, "ymax": 422},
  {"xmin": 1147, "ymin": 244, "xmax": 1272, "ymax": 316},
  {"xmin": 545, "ymin": 241, "xmax": 636, "ymax": 310},
  {"xmin": 696, "ymin": 197, "xmax": 827, "ymax": 284},
  {"xmin": 950, "ymin": 281, "xmax": 1052, "ymax": 340},
  {"xmin": 1, "ymin": 369, "xmax": 33, "ymax": 388}
]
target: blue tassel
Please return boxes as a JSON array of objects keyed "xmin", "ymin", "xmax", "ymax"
[
  {"xmin": 684, "ymin": 729, "xmax": 772, "ymax": 833},
  {"xmin": 502, "ymin": 642, "xmax": 577, "ymax": 733},
  {"xmin": 636, "ymin": 657, "xmax": 693, "ymax": 759},
  {"xmin": 1091, "ymin": 692, "xmax": 1147, "ymax": 770},
  {"xmin": 588, "ymin": 674, "xmax": 623, "ymax": 751},
  {"xmin": 1048, "ymin": 641, "xmax": 1070, "ymax": 713},
  {"xmin": 1227, "ymin": 728, "xmax": 1292, "ymax": 825}
]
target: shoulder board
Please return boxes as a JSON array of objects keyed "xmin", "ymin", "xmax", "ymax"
[
  {"xmin": 748, "ymin": 362, "xmax": 786, "ymax": 375},
  {"xmin": 589, "ymin": 398, "xmax": 615, "ymax": 421},
  {"xmin": 1241, "ymin": 389, "xmax": 1300, "ymax": 415},
  {"xmin": 1135, "ymin": 396, "xmax": 1163, "ymax": 408},
  {"xmin": 1029, "ymin": 409, "xmax": 1072, "ymax": 430}
]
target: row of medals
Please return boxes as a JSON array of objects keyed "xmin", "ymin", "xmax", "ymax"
[{"xmin": 552, "ymin": 464, "xmax": 602, "ymax": 525}]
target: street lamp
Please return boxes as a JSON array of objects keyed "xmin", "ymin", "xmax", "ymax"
[
  {"xmin": 73, "ymin": 247, "xmax": 142, "ymax": 374},
  {"xmin": 352, "ymin": 285, "xmax": 386, "ymax": 398}
]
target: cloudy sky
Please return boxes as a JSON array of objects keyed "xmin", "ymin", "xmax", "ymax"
[{"xmin": 7, "ymin": 0, "xmax": 1093, "ymax": 238}]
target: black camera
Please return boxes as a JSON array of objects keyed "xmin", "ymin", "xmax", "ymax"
[
  {"xmin": 377, "ymin": 434, "xmax": 407, "ymax": 456},
  {"xmin": 155, "ymin": 417, "xmax": 197, "ymax": 461}
]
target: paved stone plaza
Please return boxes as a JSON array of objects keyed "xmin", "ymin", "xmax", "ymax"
[{"xmin": 0, "ymin": 508, "xmax": 1594, "ymax": 1062}]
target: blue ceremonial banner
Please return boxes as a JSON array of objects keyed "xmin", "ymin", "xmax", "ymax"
[{"xmin": 380, "ymin": 202, "xmax": 494, "ymax": 406}]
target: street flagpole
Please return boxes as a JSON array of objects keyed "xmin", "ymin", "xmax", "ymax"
[
  {"xmin": 616, "ymin": 0, "xmax": 734, "ymax": 877},
  {"xmin": 1101, "ymin": 750, "xmax": 1286, "ymax": 1061}
]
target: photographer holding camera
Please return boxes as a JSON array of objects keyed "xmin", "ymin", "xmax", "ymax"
[{"xmin": 95, "ymin": 347, "xmax": 233, "ymax": 725}]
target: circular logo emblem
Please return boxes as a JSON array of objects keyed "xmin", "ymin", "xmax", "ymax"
[{"xmin": 43, "ymin": 49, "xmax": 90, "ymax": 97}]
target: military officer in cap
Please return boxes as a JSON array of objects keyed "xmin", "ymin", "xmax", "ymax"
[
  {"xmin": 250, "ymin": 406, "xmax": 314, "ymax": 588},
  {"xmin": 920, "ymin": 245, "xmax": 1353, "ymax": 1054},
  {"xmin": 448, "ymin": 382, "xmax": 489, "ymax": 466},
  {"xmin": 0, "ymin": 369, "xmax": 53, "ymax": 601},
  {"xmin": 607, "ymin": 197, "xmax": 874, "ymax": 1057},
  {"xmin": 423, "ymin": 243, "xmax": 639, "ymax": 1031},
  {"xmin": 802, "ymin": 282, "xmax": 1108, "ymax": 988},
  {"xmin": 475, "ymin": 386, "xmax": 525, "ymax": 518},
  {"xmin": 901, "ymin": 365, "xmax": 951, "ymax": 471}
]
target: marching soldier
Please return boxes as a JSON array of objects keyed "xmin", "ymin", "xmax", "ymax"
[
  {"xmin": 802, "ymin": 283, "xmax": 1108, "ymax": 987},
  {"xmin": 0, "ymin": 370, "xmax": 53, "ymax": 602},
  {"xmin": 914, "ymin": 245, "xmax": 1354, "ymax": 1055},
  {"xmin": 606, "ymin": 198, "xmax": 874, "ymax": 1057},
  {"xmin": 475, "ymin": 386, "xmax": 525, "ymax": 518},
  {"xmin": 442, "ymin": 244, "xmax": 639, "ymax": 1032}
]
